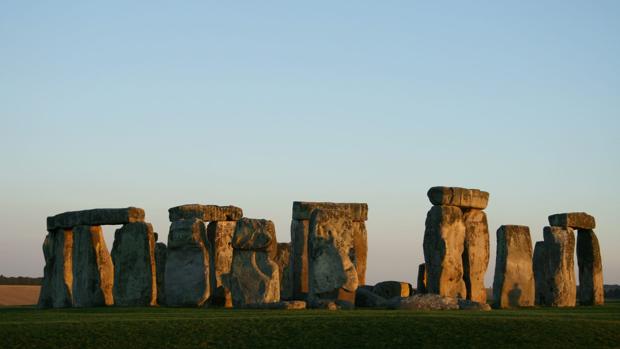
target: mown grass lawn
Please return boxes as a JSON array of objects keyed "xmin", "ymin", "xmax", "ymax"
[{"xmin": 1, "ymin": 302, "xmax": 619, "ymax": 348}]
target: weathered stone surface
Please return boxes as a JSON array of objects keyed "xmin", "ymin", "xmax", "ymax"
[
  {"xmin": 274, "ymin": 242, "xmax": 293, "ymax": 301},
  {"xmin": 231, "ymin": 218, "xmax": 276, "ymax": 252},
  {"xmin": 533, "ymin": 241, "xmax": 548, "ymax": 306},
  {"xmin": 227, "ymin": 250, "xmax": 280, "ymax": 307},
  {"xmin": 72, "ymin": 225, "xmax": 114, "ymax": 307},
  {"xmin": 372, "ymin": 281, "xmax": 412, "ymax": 299},
  {"xmin": 168, "ymin": 204, "xmax": 242, "ymax": 222},
  {"xmin": 462, "ymin": 209, "xmax": 490, "ymax": 303},
  {"xmin": 352, "ymin": 221, "xmax": 368, "ymax": 286},
  {"xmin": 47, "ymin": 207, "xmax": 145, "ymax": 231},
  {"xmin": 417, "ymin": 263, "xmax": 427, "ymax": 293},
  {"xmin": 38, "ymin": 229, "xmax": 73, "ymax": 308},
  {"xmin": 548, "ymin": 212, "xmax": 595, "ymax": 230},
  {"xmin": 291, "ymin": 219, "xmax": 309, "ymax": 300},
  {"xmin": 207, "ymin": 221, "xmax": 236, "ymax": 307},
  {"xmin": 492, "ymin": 225, "xmax": 535, "ymax": 308},
  {"xmin": 577, "ymin": 229, "xmax": 604, "ymax": 305},
  {"xmin": 308, "ymin": 209, "xmax": 358, "ymax": 304},
  {"xmin": 155, "ymin": 242, "xmax": 167, "ymax": 306},
  {"xmin": 292, "ymin": 201, "xmax": 368, "ymax": 221},
  {"xmin": 543, "ymin": 226, "xmax": 576, "ymax": 307},
  {"xmin": 423, "ymin": 205, "xmax": 466, "ymax": 298},
  {"xmin": 427, "ymin": 187, "xmax": 489, "ymax": 210},
  {"xmin": 243, "ymin": 300, "xmax": 306, "ymax": 310},
  {"xmin": 165, "ymin": 219, "xmax": 210, "ymax": 307},
  {"xmin": 457, "ymin": 299, "xmax": 491, "ymax": 311},
  {"xmin": 111, "ymin": 222, "xmax": 157, "ymax": 306},
  {"xmin": 355, "ymin": 287, "xmax": 387, "ymax": 308},
  {"xmin": 387, "ymin": 294, "xmax": 459, "ymax": 310}
]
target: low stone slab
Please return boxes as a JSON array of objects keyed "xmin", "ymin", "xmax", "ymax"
[
  {"xmin": 543, "ymin": 226, "xmax": 576, "ymax": 307},
  {"xmin": 47, "ymin": 207, "xmax": 145, "ymax": 231},
  {"xmin": 168, "ymin": 204, "xmax": 243, "ymax": 222},
  {"xmin": 355, "ymin": 287, "xmax": 387, "ymax": 308},
  {"xmin": 372, "ymin": 281, "xmax": 412, "ymax": 299},
  {"xmin": 232, "ymin": 218, "xmax": 277, "ymax": 252},
  {"xmin": 548, "ymin": 212, "xmax": 595, "ymax": 229},
  {"xmin": 386, "ymin": 294, "xmax": 459, "ymax": 310},
  {"xmin": 427, "ymin": 187, "xmax": 489, "ymax": 209},
  {"xmin": 292, "ymin": 201, "xmax": 368, "ymax": 221}
]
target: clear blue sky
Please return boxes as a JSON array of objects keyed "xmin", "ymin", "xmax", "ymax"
[{"xmin": 1, "ymin": 1, "xmax": 619, "ymax": 285}]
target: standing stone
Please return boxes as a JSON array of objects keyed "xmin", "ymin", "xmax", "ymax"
[
  {"xmin": 227, "ymin": 218, "xmax": 280, "ymax": 307},
  {"xmin": 492, "ymin": 225, "xmax": 535, "ymax": 308},
  {"xmin": 274, "ymin": 242, "xmax": 293, "ymax": 301},
  {"xmin": 207, "ymin": 221, "xmax": 236, "ymax": 307},
  {"xmin": 533, "ymin": 241, "xmax": 548, "ymax": 306},
  {"xmin": 155, "ymin": 242, "xmax": 167, "ymax": 306},
  {"xmin": 38, "ymin": 228, "xmax": 74, "ymax": 308},
  {"xmin": 462, "ymin": 209, "xmax": 490, "ymax": 303},
  {"xmin": 165, "ymin": 218, "xmax": 211, "ymax": 307},
  {"xmin": 111, "ymin": 222, "xmax": 157, "ymax": 306},
  {"xmin": 352, "ymin": 221, "xmax": 368, "ymax": 286},
  {"xmin": 308, "ymin": 209, "xmax": 358, "ymax": 307},
  {"xmin": 72, "ymin": 225, "xmax": 114, "ymax": 307},
  {"xmin": 417, "ymin": 263, "xmax": 427, "ymax": 294},
  {"xmin": 577, "ymin": 229, "xmax": 604, "ymax": 305},
  {"xmin": 543, "ymin": 226, "xmax": 576, "ymax": 307},
  {"xmin": 423, "ymin": 205, "xmax": 466, "ymax": 298},
  {"xmin": 291, "ymin": 219, "xmax": 309, "ymax": 300}
]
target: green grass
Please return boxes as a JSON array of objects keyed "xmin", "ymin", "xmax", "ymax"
[{"xmin": 1, "ymin": 302, "xmax": 619, "ymax": 348}]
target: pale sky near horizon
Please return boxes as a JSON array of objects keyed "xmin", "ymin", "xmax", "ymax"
[{"xmin": 1, "ymin": 1, "xmax": 619, "ymax": 286}]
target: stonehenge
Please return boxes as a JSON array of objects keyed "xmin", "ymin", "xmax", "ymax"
[{"xmin": 37, "ymin": 194, "xmax": 605, "ymax": 312}]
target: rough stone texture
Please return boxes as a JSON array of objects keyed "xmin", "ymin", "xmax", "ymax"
[
  {"xmin": 72, "ymin": 225, "xmax": 114, "ymax": 307},
  {"xmin": 290, "ymin": 219, "xmax": 309, "ymax": 300},
  {"xmin": 548, "ymin": 212, "xmax": 595, "ymax": 230},
  {"xmin": 427, "ymin": 187, "xmax": 489, "ymax": 210},
  {"xmin": 231, "ymin": 218, "xmax": 276, "ymax": 252},
  {"xmin": 533, "ymin": 241, "xmax": 548, "ymax": 306},
  {"xmin": 111, "ymin": 222, "xmax": 157, "ymax": 306},
  {"xmin": 226, "ymin": 250, "xmax": 280, "ymax": 307},
  {"xmin": 292, "ymin": 201, "xmax": 368, "ymax": 221},
  {"xmin": 155, "ymin": 242, "xmax": 167, "ymax": 306},
  {"xmin": 165, "ymin": 219, "xmax": 211, "ymax": 307},
  {"xmin": 308, "ymin": 209, "xmax": 358, "ymax": 305},
  {"xmin": 168, "ymin": 204, "xmax": 242, "ymax": 222},
  {"xmin": 417, "ymin": 263, "xmax": 427, "ymax": 294},
  {"xmin": 351, "ymin": 221, "xmax": 368, "ymax": 286},
  {"xmin": 543, "ymin": 226, "xmax": 576, "ymax": 307},
  {"xmin": 274, "ymin": 242, "xmax": 293, "ymax": 301},
  {"xmin": 243, "ymin": 300, "xmax": 306, "ymax": 310},
  {"xmin": 355, "ymin": 287, "xmax": 387, "ymax": 308},
  {"xmin": 423, "ymin": 205, "xmax": 466, "ymax": 298},
  {"xmin": 386, "ymin": 294, "xmax": 459, "ymax": 310},
  {"xmin": 462, "ymin": 209, "xmax": 490, "ymax": 303},
  {"xmin": 38, "ymin": 228, "xmax": 73, "ymax": 308},
  {"xmin": 47, "ymin": 207, "xmax": 145, "ymax": 231},
  {"xmin": 372, "ymin": 281, "xmax": 412, "ymax": 299},
  {"xmin": 577, "ymin": 229, "xmax": 604, "ymax": 305},
  {"xmin": 457, "ymin": 299, "xmax": 492, "ymax": 311},
  {"xmin": 206, "ymin": 221, "xmax": 236, "ymax": 307},
  {"xmin": 492, "ymin": 225, "xmax": 535, "ymax": 308}
]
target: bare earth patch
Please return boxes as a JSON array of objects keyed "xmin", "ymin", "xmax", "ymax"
[{"xmin": 0, "ymin": 286, "xmax": 40, "ymax": 306}]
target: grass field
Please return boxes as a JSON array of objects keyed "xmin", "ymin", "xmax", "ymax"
[{"xmin": 1, "ymin": 302, "xmax": 619, "ymax": 349}]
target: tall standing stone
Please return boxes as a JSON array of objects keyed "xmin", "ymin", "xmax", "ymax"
[
  {"xmin": 577, "ymin": 229, "xmax": 604, "ymax": 305},
  {"xmin": 38, "ymin": 228, "xmax": 74, "ymax": 308},
  {"xmin": 165, "ymin": 218, "xmax": 211, "ymax": 307},
  {"xmin": 543, "ymin": 226, "xmax": 576, "ymax": 307},
  {"xmin": 72, "ymin": 225, "xmax": 114, "ymax": 307},
  {"xmin": 207, "ymin": 221, "xmax": 236, "ymax": 307},
  {"xmin": 111, "ymin": 222, "xmax": 157, "ymax": 306},
  {"xmin": 532, "ymin": 241, "xmax": 548, "ymax": 306},
  {"xmin": 352, "ymin": 221, "xmax": 368, "ymax": 286},
  {"xmin": 155, "ymin": 242, "xmax": 167, "ymax": 306},
  {"xmin": 417, "ymin": 263, "xmax": 427, "ymax": 294},
  {"xmin": 423, "ymin": 205, "xmax": 466, "ymax": 298},
  {"xmin": 291, "ymin": 219, "xmax": 310, "ymax": 300},
  {"xmin": 492, "ymin": 225, "xmax": 535, "ymax": 308},
  {"xmin": 462, "ymin": 209, "xmax": 489, "ymax": 303},
  {"xmin": 274, "ymin": 242, "xmax": 293, "ymax": 301}
]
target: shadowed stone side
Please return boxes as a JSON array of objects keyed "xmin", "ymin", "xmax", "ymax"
[
  {"xmin": 72, "ymin": 225, "xmax": 114, "ymax": 307},
  {"xmin": 291, "ymin": 219, "xmax": 309, "ymax": 300},
  {"xmin": 548, "ymin": 212, "xmax": 595, "ymax": 230},
  {"xmin": 543, "ymin": 226, "xmax": 576, "ymax": 307},
  {"xmin": 165, "ymin": 219, "xmax": 211, "ymax": 307},
  {"xmin": 492, "ymin": 225, "xmax": 534, "ymax": 308},
  {"xmin": 533, "ymin": 241, "xmax": 548, "ymax": 306},
  {"xmin": 155, "ymin": 242, "xmax": 167, "ymax": 306},
  {"xmin": 427, "ymin": 187, "xmax": 489, "ymax": 209},
  {"xmin": 168, "ymin": 204, "xmax": 243, "ymax": 222},
  {"xmin": 417, "ymin": 263, "xmax": 427, "ymax": 294},
  {"xmin": 207, "ymin": 221, "xmax": 236, "ymax": 307},
  {"xmin": 423, "ymin": 205, "xmax": 466, "ymax": 298},
  {"xmin": 274, "ymin": 243, "xmax": 293, "ymax": 301},
  {"xmin": 577, "ymin": 229, "xmax": 604, "ymax": 305},
  {"xmin": 372, "ymin": 281, "xmax": 412, "ymax": 299},
  {"xmin": 38, "ymin": 228, "xmax": 74, "ymax": 308},
  {"xmin": 111, "ymin": 222, "xmax": 157, "ymax": 306},
  {"xmin": 47, "ymin": 207, "xmax": 145, "ymax": 231},
  {"xmin": 462, "ymin": 209, "xmax": 489, "ymax": 303}
]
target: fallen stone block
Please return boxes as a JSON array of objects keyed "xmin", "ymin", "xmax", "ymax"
[
  {"xmin": 355, "ymin": 287, "xmax": 387, "ymax": 308},
  {"xmin": 457, "ymin": 298, "xmax": 491, "ymax": 311},
  {"xmin": 372, "ymin": 281, "xmax": 412, "ymax": 299},
  {"xmin": 386, "ymin": 294, "xmax": 459, "ymax": 310}
]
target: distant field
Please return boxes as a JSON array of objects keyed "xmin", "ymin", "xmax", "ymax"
[
  {"xmin": 0, "ymin": 302, "xmax": 619, "ymax": 349},
  {"xmin": 0, "ymin": 286, "xmax": 40, "ymax": 306}
]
